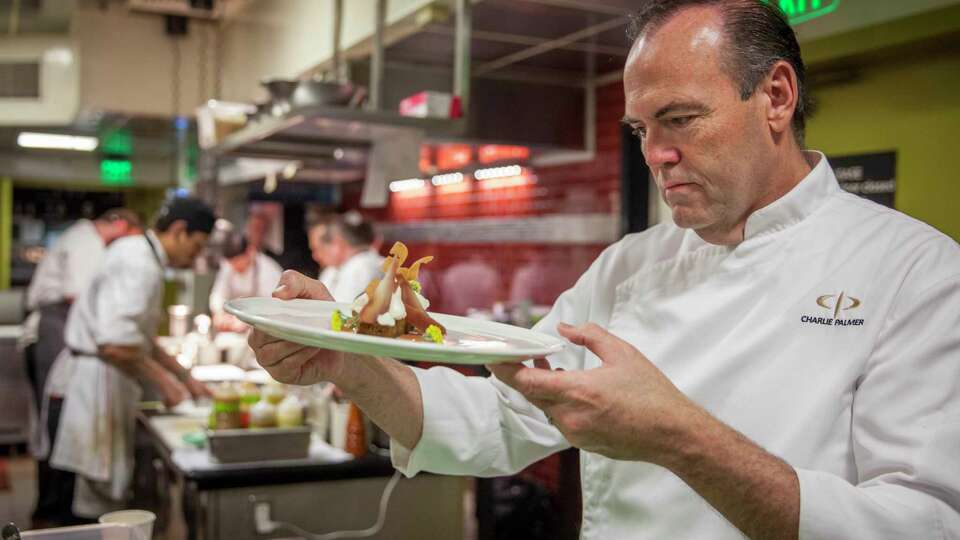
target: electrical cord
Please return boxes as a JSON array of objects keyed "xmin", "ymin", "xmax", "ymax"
[{"xmin": 268, "ymin": 470, "xmax": 402, "ymax": 539}]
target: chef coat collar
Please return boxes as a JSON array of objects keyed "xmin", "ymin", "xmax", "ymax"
[
  {"xmin": 144, "ymin": 229, "xmax": 170, "ymax": 267},
  {"xmin": 743, "ymin": 151, "xmax": 840, "ymax": 241}
]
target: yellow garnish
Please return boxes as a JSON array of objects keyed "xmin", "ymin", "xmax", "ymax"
[
  {"xmin": 399, "ymin": 256, "xmax": 434, "ymax": 281},
  {"xmin": 331, "ymin": 310, "xmax": 343, "ymax": 331},
  {"xmin": 425, "ymin": 324, "xmax": 444, "ymax": 344},
  {"xmin": 383, "ymin": 241, "xmax": 409, "ymax": 272}
]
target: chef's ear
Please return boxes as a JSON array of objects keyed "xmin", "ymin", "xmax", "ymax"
[{"xmin": 168, "ymin": 219, "xmax": 188, "ymax": 238}]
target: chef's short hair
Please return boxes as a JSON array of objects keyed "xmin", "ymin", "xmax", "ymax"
[
  {"xmin": 326, "ymin": 212, "xmax": 375, "ymax": 248},
  {"xmin": 154, "ymin": 197, "xmax": 216, "ymax": 234},
  {"xmin": 627, "ymin": 0, "xmax": 811, "ymax": 145},
  {"xmin": 97, "ymin": 208, "xmax": 142, "ymax": 229},
  {"xmin": 306, "ymin": 212, "xmax": 334, "ymax": 234},
  {"xmin": 221, "ymin": 231, "xmax": 249, "ymax": 259}
]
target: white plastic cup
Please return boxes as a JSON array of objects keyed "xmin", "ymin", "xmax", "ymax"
[{"xmin": 99, "ymin": 510, "xmax": 156, "ymax": 540}]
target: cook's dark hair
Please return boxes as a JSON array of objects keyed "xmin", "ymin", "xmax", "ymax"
[
  {"xmin": 154, "ymin": 197, "xmax": 216, "ymax": 234},
  {"xmin": 221, "ymin": 231, "xmax": 249, "ymax": 259},
  {"xmin": 97, "ymin": 207, "xmax": 142, "ymax": 229},
  {"xmin": 628, "ymin": 0, "xmax": 812, "ymax": 144}
]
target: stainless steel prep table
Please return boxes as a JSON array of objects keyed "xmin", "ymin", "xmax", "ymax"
[{"xmin": 137, "ymin": 409, "xmax": 464, "ymax": 540}]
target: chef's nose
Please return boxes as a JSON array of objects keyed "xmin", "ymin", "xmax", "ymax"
[{"xmin": 643, "ymin": 134, "xmax": 680, "ymax": 169}]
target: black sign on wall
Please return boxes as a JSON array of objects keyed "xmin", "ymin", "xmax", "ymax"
[{"xmin": 828, "ymin": 151, "xmax": 897, "ymax": 208}]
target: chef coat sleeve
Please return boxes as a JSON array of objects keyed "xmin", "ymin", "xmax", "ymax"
[
  {"xmin": 92, "ymin": 259, "xmax": 160, "ymax": 349},
  {"xmin": 331, "ymin": 258, "xmax": 380, "ymax": 303},
  {"xmin": 391, "ymin": 245, "xmax": 618, "ymax": 478},
  {"xmin": 208, "ymin": 263, "xmax": 231, "ymax": 315},
  {"xmin": 26, "ymin": 240, "xmax": 67, "ymax": 310},
  {"xmin": 62, "ymin": 228, "xmax": 102, "ymax": 301},
  {"xmin": 258, "ymin": 255, "xmax": 284, "ymax": 297},
  {"xmin": 796, "ymin": 249, "xmax": 960, "ymax": 538}
]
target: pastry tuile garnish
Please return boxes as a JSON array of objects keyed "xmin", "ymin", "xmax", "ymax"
[
  {"xmin": 344, "ymin": 241, "xmax": 446, "ymax": 340},
  {"xmin": 359, "ymin": 255, "xmax": 399, "ymax": 324}
]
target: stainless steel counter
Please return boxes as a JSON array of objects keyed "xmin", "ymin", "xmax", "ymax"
[{"xmin": 137, "ymin": 410, "xmax": 465, "ymax": 540}]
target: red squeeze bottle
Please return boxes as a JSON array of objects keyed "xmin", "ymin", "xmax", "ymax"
[{"xmin": 346, "ymin": 403, "xmax": 367, "ymax": 458}]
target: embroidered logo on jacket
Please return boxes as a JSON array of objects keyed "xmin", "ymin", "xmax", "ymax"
[{"xmin": 801, "ymin": 291, "xmax": 865, "ymax": 327}]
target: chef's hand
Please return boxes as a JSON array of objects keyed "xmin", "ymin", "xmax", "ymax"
[
  {"xmin": 214, "ymin": 312, "xmax": 248, "ymax": 333},
  {"xmin": 249, "ymin": 270, "xmax": 346, "ymax": 385},
  {"xmin": 183, "ymin": 375, "xmax": 213, "ymax": 400},
  {"xmin": 488, "ymin": 322, "xmax": 699, "ymax": 463},
  {"xmin": 159, "ymin": 376, "xmax": 188, "ymax": 409}
]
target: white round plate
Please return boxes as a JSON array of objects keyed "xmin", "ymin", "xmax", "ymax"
[{"xmin": 225, "ymin": 297, "xmax": 565, "ymax": 365}]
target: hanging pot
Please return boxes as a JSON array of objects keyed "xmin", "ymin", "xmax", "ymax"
[{"xmin": 261, "ymin": 78, "xmax": 299, "ymax": 116}]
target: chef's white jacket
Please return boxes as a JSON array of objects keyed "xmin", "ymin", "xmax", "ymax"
[
  {"xmin": 208, "ymin": 251, "xmax": 283, "ymax": 314},
  {"xmin": 323, "ymin": 249, "xmax": 385, "ymax": 303},
  {"xmin": 50, "ymin": 231, "xmax": 168, "ymax": 517},
  {"xmin": 392, "ymin": 153, "xmax": 960, "ymax": 539},
  {"xmin": 21, "ymin": 219, "xmax": 104, "ymax": 347}
]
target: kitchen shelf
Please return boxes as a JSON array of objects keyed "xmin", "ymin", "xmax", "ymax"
[{"xmin": 209, "ymin": 105, "xmax": 467, "ymax": 159}]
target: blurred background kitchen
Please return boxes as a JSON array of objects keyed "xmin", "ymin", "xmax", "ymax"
[{"xmin": 0, "ymin": 0, "xmax": 958, "ymax": 539}]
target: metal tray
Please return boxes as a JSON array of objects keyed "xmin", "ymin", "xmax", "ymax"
[{"xmin": 206, "ymin": 426, "xmax": 311, "ymax": 463}]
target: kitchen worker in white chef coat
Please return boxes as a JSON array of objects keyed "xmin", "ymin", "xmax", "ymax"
[
  {"xmin": 23, "ymin": 208, "xmax": 142, "ymax": 528},
  {"xmin": 209, "ymin": 231, "xmax": 284, "ymax": 332},
  {"xmin": 316, "ymin": 212, "xmax": 384, "ymax": 303},
  {"xmin": 50, "ymin": 197, "xmax": 215, "ymax": 518},
  {"xmin": 248, "ymin": 2, "xmax": 960, "ymax": 539}
]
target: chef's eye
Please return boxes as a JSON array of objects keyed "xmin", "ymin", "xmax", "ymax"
[
  {"xmin": 632, "ymin": 126, "xmax": 647, "ymax": 139},
  {"xmin": 669, "ymin": 116, "xmax": 694, "ymax": 128}
]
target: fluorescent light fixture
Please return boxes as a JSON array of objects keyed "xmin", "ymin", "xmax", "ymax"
[
  {"xmin": 474, "ymin": 164, "xmax": 522, "ymax": 181},
  {"xmin": 18, "ymin": 132, "xmax": 98, "ymax": 152},
  {"xmin": 431, "ymin": 172, "xmax": 464, "ymax": 186},
  {"xmin": 389, "ymin": 178, "xmax": 427, "ymax": 192},
  {"xmin": 478, "ymin": 174, "xmax": 536, "ymax": 190}
]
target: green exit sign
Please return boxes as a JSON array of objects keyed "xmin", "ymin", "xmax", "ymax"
[
  {"xmin": 764, "ymin": 0, "xmax": 840, "ymax": 25},
  {"xmin": 100, "ymin": 159, "xmax": 133, "ymax": 186}
]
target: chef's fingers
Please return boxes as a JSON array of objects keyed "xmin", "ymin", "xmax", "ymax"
[
  {"xmin": 557, "ymin": 322, "xmax": 628, "ymax": 365},
  {"xmin": 248, "ymin": 328, "xmax": 287, "ymax": 350},
  {"xmin": 265, "ymin": 348, "xmax": 328, "ymax": 385},
  {"xmin": 532, "ymin": 357, "xmax": 552, "ymax": 370},
  {"xmin": 189, "ymin": 379, "xmax": 214, "ymax": 399},
  {"xmin": 273, "ymin": 270, "xmax": 334, "ymax": 301},
  {"xmin": 487, "ymin": 362, "xmax": 575, "ymax": 402},
  {"xmin": 253, "ymin": 338, "xmax": 313, "ymax": 368}
]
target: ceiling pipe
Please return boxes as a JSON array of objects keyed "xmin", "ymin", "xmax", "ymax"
[
  {"xmin": 474, "ymin": 16, "xmax": 626, "ymax": 76},
  {"xmin": 8, "ymin": 0, "xmax": 20, "ymax": 35},
  {"xmin": 453, "ymin": 0, "xmax": 472, "ymax": 117}
]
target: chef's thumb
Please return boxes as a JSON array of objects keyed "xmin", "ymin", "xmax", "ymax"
[{"xmin": 273, "ymin": 270, "xmax": 333, "ymax": 301}]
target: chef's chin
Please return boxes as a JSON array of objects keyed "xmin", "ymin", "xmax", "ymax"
[{"xmin": 664, "ymin": 197, "xmax": 705, "ymax": 227}]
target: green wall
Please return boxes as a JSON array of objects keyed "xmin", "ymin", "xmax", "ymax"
[{"xmin": 803, "ymin": 8, "xmax": 960, "ymax": 242}]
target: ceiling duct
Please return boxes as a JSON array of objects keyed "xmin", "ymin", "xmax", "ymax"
[{"xmin": 201, "ymin": 0, "xmax": 635, "ymax": 205}]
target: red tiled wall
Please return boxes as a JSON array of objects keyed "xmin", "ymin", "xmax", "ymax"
[
  {"xmin": 353, "ymin": 82, "xmax": 626, "ymax": 312},
  {"xmin": 398, "ymin": 243, "xmax": 607, "ymax": 316}
]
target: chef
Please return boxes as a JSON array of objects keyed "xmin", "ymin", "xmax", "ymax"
[
  {"xmin": 22, "ymin": 208, "xmax": 141, "ymax": 527},
  {"xmin": 249, "ymin": 2, "xmax": 960, "ymax": 539},
  {"xmin": 307, "ymin": 218, "xmax": 338, "ymax": 288},
  {"xmin": 50, "ymin": 197, "xmax": 215, "ymax": 519},
  {"xmin": 315, "ymin": 213, "xmax": 384, "ymax": 303},
  {"xmin": 23, "ymin": 208, "xmax": 142, "ymax": 407},
  {"xmin": 209, "ymin": 231, "xmax": 283, "ymax": 332}
]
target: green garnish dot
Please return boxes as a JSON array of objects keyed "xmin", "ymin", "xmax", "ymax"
[
  {"xmin": 331, "ymin": 310, "xmax": 343, "ymax": 331},
  {"xmin": 409, "ymin": 280, "xmax": 422, "ymax": 294},
  {"xmin": 425, "ymin": 324, "xmax": 444, "ymax": 344}
]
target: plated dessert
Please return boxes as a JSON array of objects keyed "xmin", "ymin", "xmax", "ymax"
[{"xmin": 331, "ymin": 241, "xmax": 446, "ymax": 343}]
